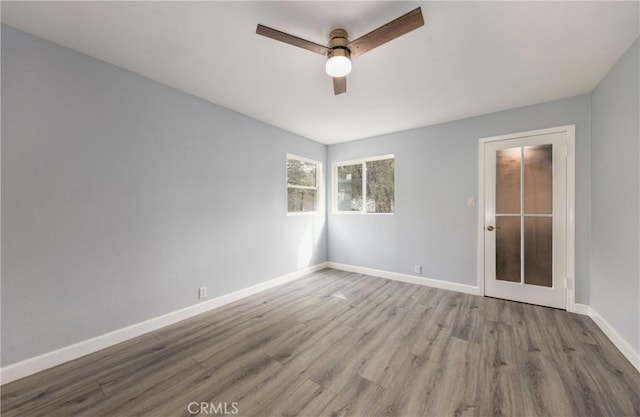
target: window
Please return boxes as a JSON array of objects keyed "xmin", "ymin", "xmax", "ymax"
[
  {"xmin": 287, "ymin": 154, "xmax": 320, "ymax": 214},
  {"xmin": 334, "ymin": 155, "xmax": 394, "ymax": 214}
]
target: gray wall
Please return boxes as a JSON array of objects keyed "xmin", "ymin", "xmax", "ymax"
[
  {"xmin": 1, "ymin": 25, "xmax": 327, "ymax": 366},
  {"xmin": 590, "ymin": 39, "xmax": 639, "ymax": 353},
  {"xmin": 327, "ymin": 95, "xmax": 592, "ymax": 304}
]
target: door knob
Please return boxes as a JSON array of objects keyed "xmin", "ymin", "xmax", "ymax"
[{"xmin": 486, "ymin": 225, "xmax": 500, "ymax": 231}]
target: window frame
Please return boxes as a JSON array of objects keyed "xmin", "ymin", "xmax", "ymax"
[
  {"xmin": 332, "ymin": 154, "xmax": 395, "ymax": 215},
  {"xmin": 286, "ymin": 153, "xmax": 321, "ymax": 216}
]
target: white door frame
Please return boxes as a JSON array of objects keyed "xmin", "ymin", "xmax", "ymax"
[{"xmin": 477, "ymin": 125, "xmax": 576, "ymax": 311}]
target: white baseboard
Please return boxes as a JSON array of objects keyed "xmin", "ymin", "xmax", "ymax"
[
  {"xmin": 0, "ymin": 262, "xmax": 328, "ymax": 385},
  {"xmin": 572, "ymin": 302, "xmax": 591, "ymax": 315},
  {"xmin": 326, "ymin": 262, "xmax": 481, "ymax": 295},
  {"xmin": 586, "ymin": 306, "xmax": 640, "ymax": 372}
]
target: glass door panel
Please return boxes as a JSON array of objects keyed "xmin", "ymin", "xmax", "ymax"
[
  {"xmin": 524, "ymin": 217, "xmax": 553, "ymax": 287},
  {"xmin": 496, "ymin": 148, "xmax": 521, "ymax": 214},
  {"xmin": 524, "ymin": 145, "xmax": 553, "ymax": 214},
  {"xmin": 494, "ymin": 144, "xmax": 554, "ymax": 287},
  {"xmin": 496, "ymin": 216, "xmax": 521, "ymax": 282}
]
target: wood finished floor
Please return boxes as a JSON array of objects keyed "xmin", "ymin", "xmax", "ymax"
[{"xmin": 2, "ymin": 269, "xmax": 639, "ymax": 417}]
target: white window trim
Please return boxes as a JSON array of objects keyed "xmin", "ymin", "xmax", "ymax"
[
  {"xmin": 287, "ymin": 153, "xmax": 321, "ymax": 216},
  {"xmin": 332, "ymin": 154, "xmax": 395, "ymax": 215}
]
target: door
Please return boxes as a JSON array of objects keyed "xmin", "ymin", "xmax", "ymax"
[{"xmin": 483, "ymin": 131, "xmax": 567, "ymax": 309}]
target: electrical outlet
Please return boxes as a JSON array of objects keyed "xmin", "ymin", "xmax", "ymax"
[
  {"xmin": 414, "ymin": 265, "xmax": 422, "ymax": 274},
  {"xmin": 198, "ymin": 286, "xmax": 208, "ymax": 299}
]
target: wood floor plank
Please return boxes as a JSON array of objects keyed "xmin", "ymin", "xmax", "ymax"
[
  {"xmin": 475, "ymin": 321, "xmax": 526, "ymax": 417},
  {"xmin": 412, "ymin": 305, "xmax": 453, "ymax": 362},
  {"xmin": 552, "ymin": 309, "xmax": 599, "ymax": 346},
  {"xmin": 149, "ymin": 303, "xmax": 290, "ymax": 365},
  {"xmin": 316, "ymin": 374, "xmax": 384, "ymax": 417},
  {"xmin": 201, "ymin": 357, "xmax": 288, "ymax": 415},
  {"xmin": 296, "ymin": 384, "xmax": 336, "ymax": 417},
  {"xmin": 512, "ymin": 302, "xmax": 549, "ymax": 354},
  {"xmin": 347, "ymin": 276, "xmax": 391, "ymax": 306},
  {"xmin": 429, "ymin": 290, "xmax": 463, "ymax": 328},
  {"xmin": 369, "ymin": 353, "xmax": 441, "ymax": 417},
  {"xmin": 576, "ymin": 343, "xmax": 640, "ymax": 416},
  {"xmin": 274, "ymin": 327, "xmax": 359, "ymax": 376},
  {"xmin": 423, "ymin": 336, "xmax": 481, "ymax": 417},
  {"xmin": 310, "ymin": 272, "xmax": 369, "ymax": 300},
  {"xmin": 294, "ymin": 294, "xmax": 355, "ymax": 324},
  {"xmin": 194, "ymin": 317, "xmax": 299, "ymax": 368},
  {"xmin": 218, "ymin": 321, "xmax": 356, "ymax": 413},
  {"xmin": 554, "ymin": 348, "xmax": 626, "ymax": 417},
  {"xmin": 0, "ymin": 334, "xmax": 163, "ymax": 413},
  {"xmin": 358, "ymin": 303, "xmax": 430, "ymax": 388},
  {"xmin": 75, "ymin": 357, "xmax": 204, "ymax": 417},
  {"xmin": 1, "ymin": 382, "xmax": 105, "ymax": 417},
  {"xmin": 484, "ymin": 296, "xmax": 514, "ymax": 325},
  {"xmin": 534, "ymin": 305, "xmax": 582, "ymax": 359},
  {"xmin": 340, "ymin": 297, "xmax": 385, "ymax": 329},
  {"xmin": 189, "ymin": 308, "xmax": 296, "ymax": 363},
  {"xmin": 414, "ymin": 285, "xmax": 446, "ymax": 307},
  {"xmin": 3, "ymin": 268, "xmax": 639, "ymax": 417},
  {"xmin": 229, "ymin": 369, "xmax": 315, "ymax": 416},
  {"xmin": 151, "ymin": 298, "xmax": 279, "ymax": 342},
  {"xmin": 451, "ymin": 293, "xmax": 484, "ymax": 344},
  {"xmin": 412, "ymin": 323, "xmax": 452, "ymax": 363},
  {"xmin": 305, "ymin": 327, "xmax": 371, "ymax": 393},
  {"xmin": 98, "ymin": 354, "xmax": 200, "ymax": 396},
  {"xmin": 258, "ymin": 378, "xmax": 327, "ymax": 417},
  {"xmin": 351, "ymin": 296, "xmax": 402, "ymax": 332},
  {"xmin": 133, "ymin": 355, "xmax": 281, "ymax": 417},
  {"xmin": 308, "ymin": 304, "xmax": 409, "ymax": 393},
  {"xmin": 516, "ymin": 349, "xmax": 576, "ymax": 417}
]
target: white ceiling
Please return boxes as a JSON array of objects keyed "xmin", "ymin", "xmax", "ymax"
[{"xmin": 2, "ymin": 1, "xmax": 639, "ymax": 144}]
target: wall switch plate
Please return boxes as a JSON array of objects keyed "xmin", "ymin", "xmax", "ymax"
[
  {"xmin": 198, "ymin": 286, "xmax": 208, "ymax": 299},
  {"xmin": 414, "ymin": 265, "xmax": 422, "ymax": 274}
]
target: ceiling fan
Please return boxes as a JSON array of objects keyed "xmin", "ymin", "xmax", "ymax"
[{"xmin": 256, "ymin": 7, "xmax": 425, "ymax": 95}]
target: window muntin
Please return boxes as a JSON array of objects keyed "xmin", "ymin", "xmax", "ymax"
[
  {"xmin": 287, "ymin": 154, "xmax": 320, "ymax": 213},
  {"xmin": 334, "ymin": 155, "xmax": 394, "ymax": 214}
]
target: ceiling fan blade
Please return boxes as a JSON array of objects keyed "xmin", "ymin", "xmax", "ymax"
[
  {"xmin": 347, "ymin": 7, "xmax": 424, "ymax": 58},
  {"xmin": 256, "ymin": 24, "xmax": 329, "ymax": 56},
  {"xmin": 333, "ymin": 77, "xmax": 347, "ymax": 95}
]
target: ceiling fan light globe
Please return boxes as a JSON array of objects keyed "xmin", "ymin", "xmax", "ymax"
[{"xmin": 325, "ymin": 56, "xmax": 352, "ymax": 77}]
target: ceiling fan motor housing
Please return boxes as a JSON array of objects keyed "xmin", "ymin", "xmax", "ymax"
[{"xmin": 328, "ymin": 28, "xmax": 350, "ymax": 58}]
